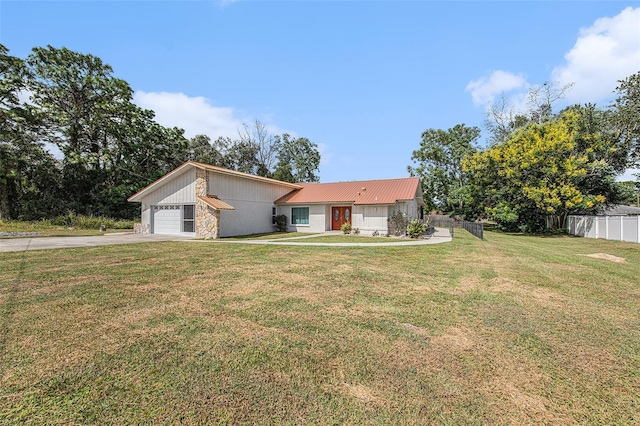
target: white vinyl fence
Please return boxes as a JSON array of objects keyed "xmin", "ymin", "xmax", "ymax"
[{"xmin": 566, "ymin": 215, "xmax": 640, "ymax": 243}]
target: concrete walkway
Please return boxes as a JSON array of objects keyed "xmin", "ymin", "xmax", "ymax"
[
  {"xmin": 0, "ymin": 233, "xmax": 193, "ymax": 253},
  {"xmin": 0, "ymin": 228, "xmax": 452, "ymax": 253},
  {"xmin": 195, "ymin": 227, "xmax": 452, "ymax": 247}
]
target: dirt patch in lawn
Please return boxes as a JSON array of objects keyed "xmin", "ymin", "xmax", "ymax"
[
  {"xmin": 430, "ymin": 326, "xmax": 474, "ymax": 351},
  {"xmin": 583, "ymin": 253, "xmax": 626, "ymax": 263}
]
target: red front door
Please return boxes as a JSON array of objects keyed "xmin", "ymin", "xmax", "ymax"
[{"xmin": 331, "ymin": 206, "xmax": 351, "ymax": 230}]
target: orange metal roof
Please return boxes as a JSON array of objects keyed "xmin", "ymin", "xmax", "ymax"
[
  {"xmin": 198, "ymin": 195, "xmax": 235, "ymax": 210},
  {"xmin": 275, "ymin": 177, "xmax": 423, "ymax": 205}
]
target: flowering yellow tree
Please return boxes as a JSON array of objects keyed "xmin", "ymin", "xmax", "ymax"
[{"xmin": 464, "ymin": 110, "xmax": 612, "ymax": 231}]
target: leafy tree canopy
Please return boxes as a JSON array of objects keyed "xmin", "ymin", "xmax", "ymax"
[{"xmin": 408, "ymin": 124, "xmax": 480, "ymax": 216}]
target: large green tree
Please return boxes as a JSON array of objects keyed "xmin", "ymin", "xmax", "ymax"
[
  {"xmin": 611, "ymin": 71, "xmax": 640, "ymax": 168},
  {"xmin": 408, "ymin": 124, "xmax": 480, "ymax": 216},
  {"xmin": 0, "ymin": 44, "xmax": 63, "ymax": 220},
  {"xmin": 25, "ymin": 45, "xmax": 188, "ymax": 218},
  {"xmin": 272, "ymin": 134, "xmax": 320, "ymax": 183},
  {"xmin": 465, "ymin": 109, "xmax": 619, "ymax": 231}
]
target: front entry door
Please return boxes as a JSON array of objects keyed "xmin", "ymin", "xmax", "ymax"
[{"xmin": 331, "ymin": 206, "xmax": 351, "ymax": 230}]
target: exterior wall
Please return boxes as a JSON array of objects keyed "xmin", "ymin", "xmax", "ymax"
[
  {"xmin": 356, "ymin": 205, "xmax": 389, "ymax": 235},
  {"xmin": 138, "ymin": 168, "xmax": 196, "ymax": 233},
  {"xmin": 391, "ymin": 200, "xmax": 420, "ymax": 218},
  {"xmin": 282, "ymin": 204, "xmax": 327, "ymax": 233},
  {"xmin": 279, "ymin": 203, "xmax": 393, "ymax": 235},
  {"xmin": 567, "ymin": 215, "xmax": 640, "ymax": 243},
  {"xmin": 210, "ymin": 172, "xmax": 295, "ymax": 237},
  {"xmin": 194, "ymin": 168, "xmax": 219, "ymax": 238},
  {"xmin": 196, "ymin": 206, "xmax": 220, "ymax": 239},
  {"xmin": 139, "ymin": 204, "xmax": 151, "ymax": 234}
]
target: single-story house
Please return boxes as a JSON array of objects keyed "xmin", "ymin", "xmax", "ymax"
[{"xmin": 128, "ymin": 161, "xmax": 424, "ymax": 238}]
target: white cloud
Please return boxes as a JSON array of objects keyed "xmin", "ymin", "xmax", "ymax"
[
  {"xmin": 552, "ymin": 7, "xmax": 640, "ymax": 104},
  {"xmin": 465, "ymin": 70, "xmax": 528, "ymax": 107},
  {"xmin": 133, "ymin": 90, "xmax": 296, "ymax": 143},
  {"xmin": 133, "ymin": 91, "xmax": 244, "ymax": 139}
]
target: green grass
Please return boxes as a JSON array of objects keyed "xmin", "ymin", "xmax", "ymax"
[
  {"xmin": 1, "ymin": 230, "xmax": 638, "ymax": 424},
  {"xmin": 0, "ymin": 219, "xmax": 133, "ymax": 238}
]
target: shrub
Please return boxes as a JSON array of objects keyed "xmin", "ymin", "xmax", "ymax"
[
  {"xmin": 387, "ymin": 211, "xmax": 409, "ymax": 236},
  {"xmin": 406, "ymin": 219, "xmax": 428, "ymax": 238},
  {"xmin": 274, "ymin": 214, "xmax": 288, "ymax": 232},
  {"xmin": 352, "ymin": 227, "xmax": 360, "ymax": 235},
  {"xmin": 50, "ymin": 213, "xmax": 134, "ymax": 229},
  {"xmin": 340, "ymin": 222, "xmax": 352, "ymax": 234}
]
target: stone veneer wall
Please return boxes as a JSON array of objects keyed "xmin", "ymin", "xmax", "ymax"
[
  {"xmin": 196, "ymin": 205, "xmax": 220, "ymax": 239},
  {"xmin": 194, "ymin": 168, "xmax": 221, "ymax": 239}
]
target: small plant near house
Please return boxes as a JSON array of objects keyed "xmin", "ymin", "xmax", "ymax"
[
  {"xmin": 407, "ymin": 219, "xmax": 428, "ymax": 238},
  {"xmin": 387, "ymin": 211, "xmax": 409, "ymax": 236},
  {"xmin": 274, "ymin": 214, "xmax": 288, "ymax": 232},
  {"xmin": 352, "ymin": 227, "xmax": 360, "ymax": 235},
  {"xmin": 340, "ymin": 222, "xmax": 352, "ymax": 234},
  {"xmin": 372, "ymin": 230, "xmax": 379, "ymax": 237}
]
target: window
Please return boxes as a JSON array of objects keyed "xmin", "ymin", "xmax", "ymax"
[
  {"xmin": 291, "ymin": 207, "xmax": 309, "ymax": 225},
  {"xmin": 272, "ymin": 206, "xmax": 277, "ymax": 225},
  {"xmin": 183, "ymin": 204, "xmax": 195, "ymax": 233}
]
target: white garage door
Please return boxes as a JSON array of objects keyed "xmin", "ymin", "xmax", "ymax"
[{"xmin": 152, "ymin": 205, "xmax": 181, "ymax": 235}]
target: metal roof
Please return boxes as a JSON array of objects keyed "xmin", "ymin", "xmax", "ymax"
[
  {"xmin": 275, "ymin": 177, "xmax": 423, "ymax": 205},
  {"xmin": 198, "ymin": 195, "xmax": 235, "ymax": 210}
]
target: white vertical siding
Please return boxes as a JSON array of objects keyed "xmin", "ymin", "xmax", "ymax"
[
  {"xmin": 139, "ymin": 168, "xmax": 196, "ymax": 231},
  {"xmin": 142, "ymin": 168, "xmax": 196, "ymax": 205},
  {"xmin": 360, "ymin": 205, "xmax": 388, "ymax": 234},
  {"xmin": 210, "ymin": 172, "xmax": 296, "ymax": 237}
]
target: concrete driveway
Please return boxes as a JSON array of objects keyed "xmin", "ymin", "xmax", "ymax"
[{"xmin": 0, "ymin": 233, "xmax": 193, "ymax": 253}]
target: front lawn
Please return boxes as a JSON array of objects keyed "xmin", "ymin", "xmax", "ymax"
[
  {"xmin": 0, "ymin": 231, "xmax": 638, "ymax": 424},
  {"xmin": 0, "ymin": 218, "xmax": 134, "ymax": 238}
]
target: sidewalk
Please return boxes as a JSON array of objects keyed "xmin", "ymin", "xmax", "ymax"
[{"xmin": 195, "ymin": 227, "xmax": 452, "ymax": 247}]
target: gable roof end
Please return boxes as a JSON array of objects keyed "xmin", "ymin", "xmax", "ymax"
[{"xmin": 128, "ymin": 161, "xmax": 301, "ymax": 202}]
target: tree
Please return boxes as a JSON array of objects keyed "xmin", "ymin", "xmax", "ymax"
[
  {"xmin": 611, "ymin": 72, "xmax": 640, "ymax": 168},
  {"xmin": 237, "ymin": 119, "xmax": 281, "ymax": 177},
  {"xmin": 464, "ymin": 110, "xmax": 615, "ymax": 231},
  {"xmin": 22, "ymin": 45, "xmax": 191, "ymax": 219},
  {"xmin": 187, "ymin": 134, "xmax": 224, "ymax": 165},
  {"xmin": 0, "ymin": 44, "xmax": 62, "ymax": 219},
  {"xmin": 484, "ymin": 81, "xmax": 574, "ymax": 144},
  {"xmin": 272, "ymin": 134, "xmax": 320, "ymax": 183},
  {"xmin": 527, "ymin": 81, "xmax": 574, "ymax": 124},
  {"xmin": 408, "ymin": 124, "xmax": 480, "ymax": 216},
  {"xmin": 615, "ymin": 181, "xmax": 639, "ymax": 206}
]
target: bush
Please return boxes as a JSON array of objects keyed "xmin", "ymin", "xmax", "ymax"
[
  {"xmin": 50, "ymin": 213, "xmax": 134, "ymax": 230},
  {"xmin": 406, "ymin": 219, "xmax": 428, "ymax": 238},
  {"xmin": 340, "ymin": 222, "xmax": 352, "ymax": 234},
  {"xmin": 274, "ymin": 214, "xmax": 288, "ymax": 232},
  {"xmin": 352, "ymin": 227, "xmax": 360, "ymax": 235},
  {"xmin": 387, "ymin": 211, "xmax": 409, "ymax": 236}
]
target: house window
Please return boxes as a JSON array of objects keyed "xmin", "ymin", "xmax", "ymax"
[
  {"xmin": 272, "ymin": 206, "xmax": 277, "ymax": 225},
  {"xmin": 291, "ymin": 207, "xmax": 309, "ymax": 225},
  {"xmin": 183, "ymin": 204, "xmax": 195, "ymax": 233}
]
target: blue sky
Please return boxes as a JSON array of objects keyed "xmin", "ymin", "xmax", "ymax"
[{"xmin": 1, "ymin": 1, "xmax": 639, "ymax": 182}]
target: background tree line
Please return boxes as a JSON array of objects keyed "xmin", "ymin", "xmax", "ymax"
[
  {"xmin": 0, "ymin": 44, "xmax": 320, "ymax": 221},
  {"xmin": 409, "ymin": 74, "xmax": 640, "ymax": 232}
]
